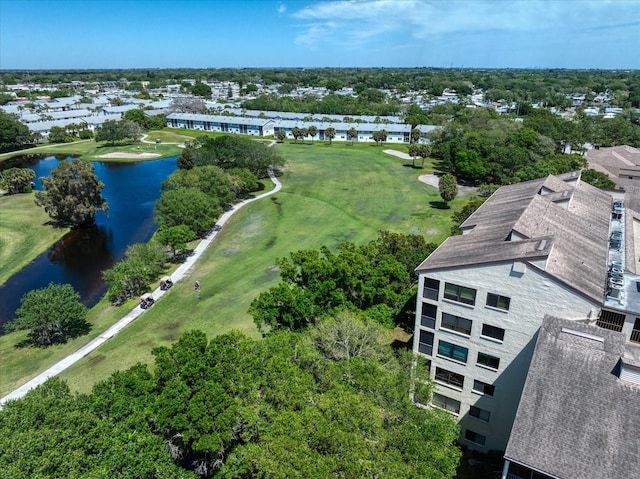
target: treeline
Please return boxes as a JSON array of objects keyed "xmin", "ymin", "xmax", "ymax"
[
  {"xmin": 242, "ymin": 92, "xmax": 402, "ymax": 117},
  {"xmin": 102, "ymin": 135, "xmax": 284, "ymax": 305},
  {"xmin": 0, "ymin": 316, "xmax": 460, "ymax": 478},
  {"xmin": 2, "ymin": 68, "xmax": 638, "ymax": 107},
  {"xmin": 429, "ymin": 107, "xmax": 640, "ymax": 185}
]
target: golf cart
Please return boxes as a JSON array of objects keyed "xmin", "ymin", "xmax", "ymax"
[
  {"xmin": 160, "ymin": 276, "xmax": 173, "ymax": 290},
  {"xmin": 140, "ymin": 293, "xmax": 155, "ymax": 309}
]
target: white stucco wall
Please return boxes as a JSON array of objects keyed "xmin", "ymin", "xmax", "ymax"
[{"xmin": 413, "ymin": 261, "xmax": 601, "ymax": 451}]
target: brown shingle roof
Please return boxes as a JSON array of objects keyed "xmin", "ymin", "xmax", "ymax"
[
  {"xmin": 505, "ymin": 316, "xmax": 640, "ymax": 479},
  {"xmin": 416, "ymin": 174, "xmax": 611, "ymax": 302}
]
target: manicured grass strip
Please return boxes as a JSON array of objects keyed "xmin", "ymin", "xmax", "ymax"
[{"xmin": 0, "ymin": 193, "xmax": 68, "ymax": 286}]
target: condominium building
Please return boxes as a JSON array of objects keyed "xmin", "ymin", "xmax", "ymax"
[{"xmin": 412, "ymin": 172, "xmax": 640, "ymax": 452}]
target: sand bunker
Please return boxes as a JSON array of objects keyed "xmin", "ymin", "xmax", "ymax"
[{"xmin": 97, "ymin": 152, "xmax": 162, "ymax": 159}]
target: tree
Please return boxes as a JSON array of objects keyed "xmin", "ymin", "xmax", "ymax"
[
  {"xmin": 48, "ymin": 125, "xmax": 68, "ymax": 143},
  {"xmin": 103, "ymin": 242, "xmax": 166, "ymax": 305},
  {"xmin": 310, "ymin": 310, "xmax": 390, "ymax": 361},
  {"xmin": 581, "ymin": 168, "xmax": 617, "ymax": 189},
  {"xmin": 6, "ymin": 283, "xmax": 90, "ymax": 347},
  {"xmin": 170, "ymin": 97, "xmax": 206, "ymax": 114},
  {"xmin": 183, "ymin": 134, "xmax": 284, "ymax": 178},
  {"xmin": 372, "ymin": 129, "xmax": 388, "ymax": 146},
  {"xmin": 347, "ymin": 127, "xmax": 358, "ymax": 144},
  {"xmin": 450, "ymin": 197, "xmax": 486, "ymax": 235},
  {"xmin": 35, "ymin": 159, "xmax": 109, "ymax": 227},
  {"xmin": 325, "ymin": 127, "xmax": 336, "ymax": 144},
  {"xmin": 300, "ymin": 127, "xmax": 309, "ymax": 143},
  {"xmin": 122, "ymin": 108, "xmax": 147, "ymax": 127},
  {"xmin": 177, "ymin": 148, "xmax": 195, "ymax": 169},
  {"xmin": 0, "ymin": 111, "xmax": 31, "ymax": 152},
  {"xmin": 162, "ymin": 165, "xmax": 236, "ymax": 207},
  {"xmin": 155, "ymin": 187, "xmax": 222, "ymax": 238},
  {"xmin": 250, "ymin": 241, "xmax": 411, "ymax": 332},
  {"xmin": 291, "ymin": 126, "xmax": 301, "ymax": 143},
  {"xmin": 122, "ymin": 120, "xmax": 143, "ymax": 142},
  {"xmin": 438, "ymin": 173, "xmax": 458, "ymax": 206},
  {"xmin": 411, "ymin": 127, "xmax": 421, "ymax": 144},
  {"xmin": 308, "ymin": 125, "xmax": 318, "ymax": 143},
  {"xmin": 191, "ymin": 81, "xmax": 212, "ymax": 98},
  {"xmin": 0, "ymin": 167, "xmax": 35, "ymax": 194},
  {"xmin": 276, "ymin": 129, "xmax": 287, "ymax": 142},
  {"xmin": 156, "ymin": 225, "xmax": 196, "ymax": 260},
  {"xmin": 95, "ymin": 119, "xmax": 127, "ymax": 145}
]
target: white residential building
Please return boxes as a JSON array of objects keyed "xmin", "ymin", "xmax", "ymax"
[
  {"xmin": 412, "ymin": 172, "xmax": 640, "ymax": 451},
  {"xmin": 166, "ymin": 113, "xmax": 274, "ymax": 137}
]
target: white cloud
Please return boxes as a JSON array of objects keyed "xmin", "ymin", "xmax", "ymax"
[
  {"xmin": 277, "ymin": 3, "xmax": 287, "ymax": 14},
  {"xmin": 290, "ymin": 0, "xmax": 640, "ymax": 47}
]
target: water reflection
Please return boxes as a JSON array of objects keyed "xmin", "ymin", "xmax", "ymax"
[{"xmin": 0, "ymin": 155, "xmax": 178, "ymax": 328}]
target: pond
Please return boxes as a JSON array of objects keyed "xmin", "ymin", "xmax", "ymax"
[{"xmin": 0, "ymin": 155, "xmax": 178, "ymax": 328}]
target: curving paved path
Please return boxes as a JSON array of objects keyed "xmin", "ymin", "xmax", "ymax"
[{"xmin": 0, "ymin": 153, "xmax": 281, "ymax": 407}]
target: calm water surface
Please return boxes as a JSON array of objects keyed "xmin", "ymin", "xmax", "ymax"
[{"xmin": 0, "ymin": 155, "xmax": 178, "ymax": 328}]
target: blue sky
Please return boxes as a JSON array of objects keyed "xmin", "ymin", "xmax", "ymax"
[{"xmin": 1, "ymin": 0, "xmax": 639, "ymax": 69}]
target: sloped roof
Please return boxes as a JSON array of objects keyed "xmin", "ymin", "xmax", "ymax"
[
  {"xmin": 505, "ymin": 316, "xmax": 640, "ymax": 479},
  {"xmin": 416, "ymin": 173, "xmax": 611, "ymax": 302}
]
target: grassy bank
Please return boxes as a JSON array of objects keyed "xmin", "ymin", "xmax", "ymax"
[
  {"xmin": 0, "ymin": 136, "xmax": 182, "ymax": 163},
  {"xmin": 0, "ymin": 192, "xmax": 69, "ymax": 286},
  {"xmin": 0, "ymin": 140, "xmax": 463, "ymax": 396}
]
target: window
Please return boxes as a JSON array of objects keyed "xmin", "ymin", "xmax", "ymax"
[
  {"xmin": 481, "ymin": 324, "xmax": 505, "ymax": 341},
  {"xmin": 418, "ymin": 330, "xmax": 434, "ymax": 356},
  {"xmin": 444, "ymin": 282, "xmax": 476, "ymax": 305},
  {"xmin": 423, "ymin": 278, "xmax": 440, "ymax": 301},
  {"xmin": 632, "ymin": 318, "xmax": 640, "ymax": 344},
  {"xmin": 441, "ymin": 313, "xmax": 472, "ymax": 335},
  {"xmin": 435, "ymin": 367, "xmax": 464, "ymax": 389},
  {"xmin": 464, "ymin": 429, "xmax": 486, "ymax": 446},
  {"xmin": 469, "ymin": 405, "xmax": 491, "ymax": 422},
  {"xmin": 597, "ymin": 310, "xmax": 625, "ymax": 332},
  {"xmin": 473, "ymin": 380, "xmax": 495, "ymax": 396},
  {"xmin": 433, "ymin": 393, "xmax": 461, "ymax": 414},
  {"xmin": 477, "ymin": 352, "xmax": 500, "ymax": 370},
  {"xmin": 486, "ymin": 293, "xmax": 510, "ymax": 311},
  {"xmin": 438, "ymin": 340, "xmax": 468, "ymax": 363},
  {"xmin": 421, "ymin": 303, "xmax": 437, "ymax": 329}
]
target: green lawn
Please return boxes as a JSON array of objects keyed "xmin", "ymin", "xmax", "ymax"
[
  {"xmin": 0, "ymin": 137, "xmax": 182, "ymax": 163},
  {"xmin": 0, "ymin": 140, "xmax": 465, "ymax": 396},
  {"xmin": 0, "ymin": 192, "xmax": 69, "ymax": 286}
]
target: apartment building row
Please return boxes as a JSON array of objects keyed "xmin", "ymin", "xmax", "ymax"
[
  {"xmin": 166, "ymin": 112, "xmax": 436, "ymax": 144},
  {"xmin": 411, "ymin": 172, "xmax": 640, "ymax": 478}
]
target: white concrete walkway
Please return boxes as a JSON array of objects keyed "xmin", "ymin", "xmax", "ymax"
[{"xmin": 0, "ymin": 169, "xmax": 282, "ymax": 407}]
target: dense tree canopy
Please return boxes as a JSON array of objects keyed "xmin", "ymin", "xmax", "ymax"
[
  {"xmin": 155, "ymin": 187, "xmax": 222, "ymax": 238},
  {"xmin": 162, "ymin": 165, "xmax": 236, "ymax": 207},
  {"xmin": 6, "ymin": 282, "xmax": 90, "ymax": 347},
  {"xmin": 0, "ymin": 322, "xmax": 460, "ymax": 478},
  {"xmin": 250, "ymin": 232, "xmax": 436, "ymax": 332},
  {"xmin": 95, "ymin": 119, "xmax": 143, "ymax": 145},
  {"xmin": 34, "ymin": 159, "xmax": 109, "ymax": 227},
  {"xmin": 0, "ymin": 166, "xmax": 35, "ymax": 194},
  {"xmin": 428, "ymin": 109, "xmax": 593, "ymax": 185},
  {"xmin": 181, "ymin": 135, "xmax": 284, "ymax": 178},
  {"xmin": 0, "ymin": 111, "xmax": 31, "ymax": 153}
]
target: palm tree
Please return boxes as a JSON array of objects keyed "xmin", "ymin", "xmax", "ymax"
[
  {"xmin": 325, "ymin": 127, "xmax": 336, "ymax": 145},
  {"xmin": 347, "ymin": 127, "xmax": 358, "ymax": 145},
  {"xmin": 308, "ymin": 125, "xmax": 318, "ymax": 143}
]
